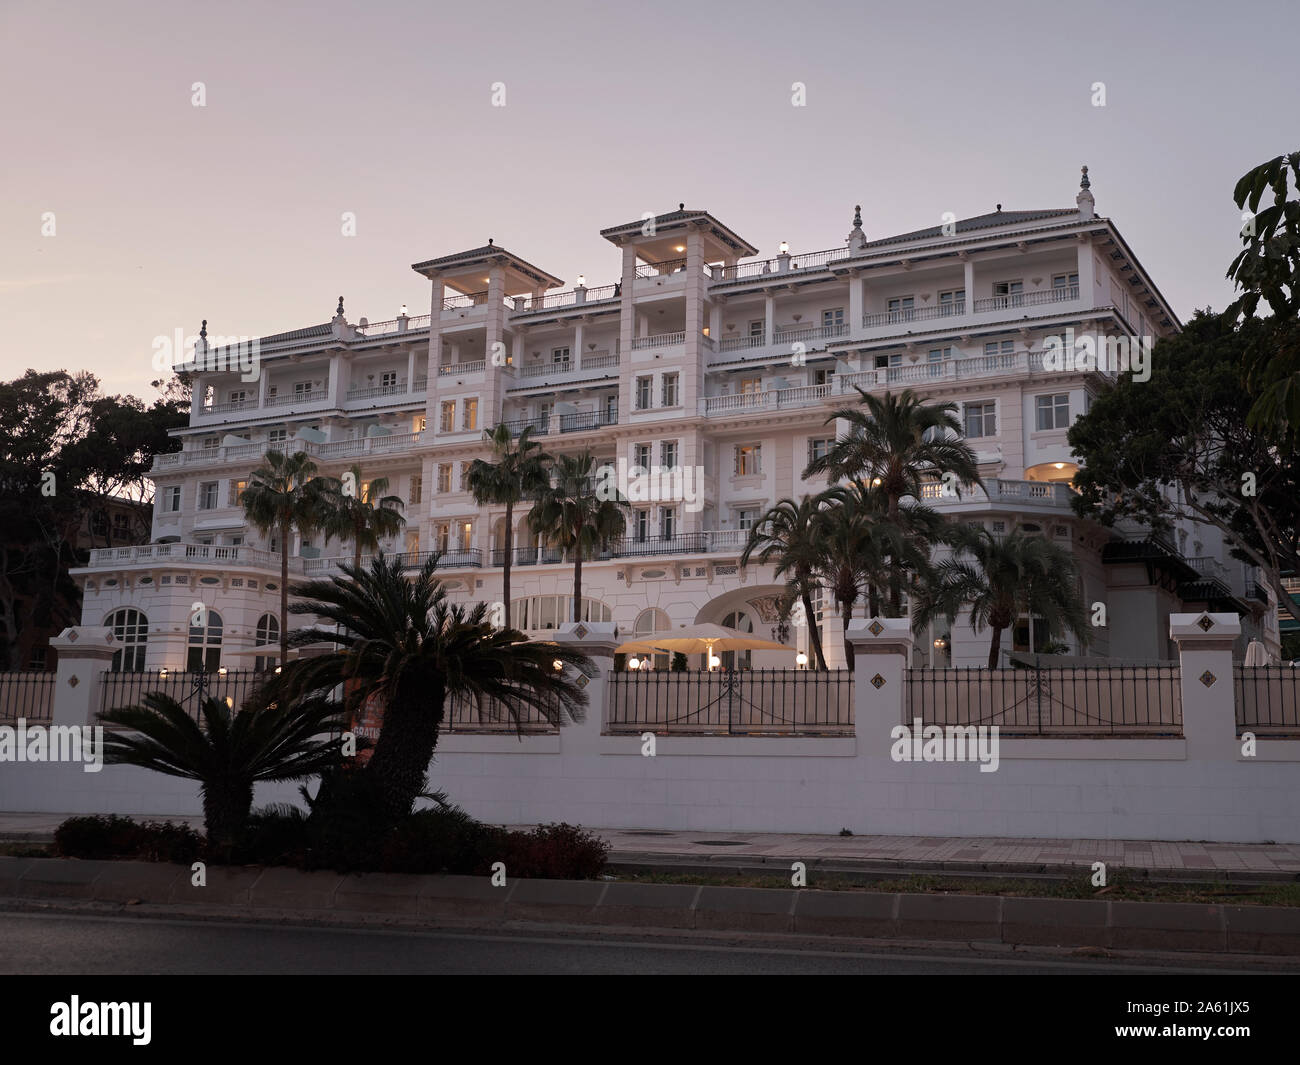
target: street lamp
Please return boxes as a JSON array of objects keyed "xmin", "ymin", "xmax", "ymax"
[
  {"xmin": 708, "ymin": 654, "xmax": 721, "ymax": 670},
  {"xmin": 628, "ymin": 656, "xmax": 641, "ymax": 672},
  {"xmin": 795, "ymin": 651, "xmax": 808, "ymax": 669}
]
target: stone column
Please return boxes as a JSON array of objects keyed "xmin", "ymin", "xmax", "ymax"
[
  {"xmin": 846, "ymin": 618, "xmax": 912, "ymax": 756},
  {"xmin": 49, "ymin": 626, "xmax": 118, "ymax": 726},
  {"xmin": 1171, "ymin": 612, "xmax": 1240, "ymax": 761},
  {"xmin": 550, "ymin": 622, "xmax": 618, "ymax": 756}
]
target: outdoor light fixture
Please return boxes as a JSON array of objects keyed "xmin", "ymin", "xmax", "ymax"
[
  {"xmin": 708, "ymin": 655, "xmax": 721, "ymax": 670},
  {"xmin": 225, "ymin": 697, "xmax": 233, "ymax": 708},
  {"xmin": 274, "ymin": 666, "xmax": 282, "ymax": 674},
  {"xmin": 217, "ymin": 667, "xmax": 228, "ymax": 676},
  {"xmin": 552, "ymin": 659, "xmax": 564, "ymax": 672},
  {"xmin": 158, "ymin": 669, "xmax": 168, "ymax": 678},
  {"xmin": 628, "ymin": 656, "xmax": 641, "ymax": 671},
  {"xmin": 779, "ymin": 241, "xmax": 789, "ymax": 254},
  {"xmin": 674, "ymin": 245, "xmax": 685, "ymax": 252},
  {"xmin": 1054, "ymin": 462, "xmax": 1066, "ymax": 469},
  {"xmin": 576, "ymin": 274, "xmax": 585, "ymax": 286},
  {"xmin": 872, "ymin": 477, "xmax": 882, "ymax": 486},
  {"xmin": 796, "ymin": 651, "xmax": 808, "ymax": 668},
  {"xmin": 934, "ymin": 637, "xmax": 949, "ymax": 651}
]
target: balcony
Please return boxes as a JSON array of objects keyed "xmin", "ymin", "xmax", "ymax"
[
  {"xmin": 502, "ymin": 417, "xmax": 550, "ymax": 438},
  {"xmin": 513, "ymin": 352, "xmax": 620, "ymax": 383},
  {"xmin": 313, "ymin": 430, "xmax": 425, "ymax": 460},
  {"xmin": 863, "ymin": 302, "xmax": 967, "ymax": 328},
  {"xmin": 709, "ymin": 247, "xmax": 850, "ymax": 284},
  {"xmin": 701, "ymin": 382, "xmax": 832, "ymax": 416},
  {"xmin": 631, "ymin": 331, "xmax": 687, "ymax": 351},
  {"xmin": 345, "ymin": 380, "xmax": 425, "ymax": 403},
  {"xmin": 918, "ymin": 478, "xmax": 1076, "ymax": 511},
  {"xmin": 487, "ymin": 530, "xmax": 755, "ymax": 567},
  {"xmin": 437, "ymin": 360, "xmax": 486, "ymax": 377},
  {"xmin": 510, "ymin": 284, "xmax": 619, "ymax": 315},
  {"xmin": 81, "ymin": 542, "xmax": 283, "ymax": 571},
  {"xmin": 265, "ymin": 389, "xmax": 328, "ymax": 408},
  {"xmin": 301, "ymin": 549, "xmax": 482, "ymax": 577},
  {"xmin": 972, "ymin": 285, "xmax": 1079, "ymax": 314},
  {"xmin": 558, "ymin": 409, "xmax": 618, "ymax": 433},
  {"xmin": 353, "ymin": 314, "xmax": 432, "ymax": 338}
]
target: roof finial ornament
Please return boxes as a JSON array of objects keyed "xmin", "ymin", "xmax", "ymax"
[
  {"xmin": 996, "ymin": 203, "xmax": 1002, "ymax": 212},
  {"xmin": 847, "ymin": 203, "xmax": 866, "ymax": 249},
  {"xmin": 199, "ymin": 319, "xmax": 207, "ymax": 339},
  {"xmin": 336, "ymin": 296, "xmax": 345, "ymax": 317},
  {"xmin": 487, "ymin": 237, "xmax": 493, "ymax": 246},
  {"xmin": 679, "ymin": 202, "xmax": 684, "ymax": 211},
  {"xmin": 1076, "ymin": 165, "xmax": 1095, "ymax": 220}
]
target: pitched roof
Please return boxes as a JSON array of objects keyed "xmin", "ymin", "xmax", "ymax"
[{"xmin": 864, "ymin": 208, "xmax": 1080, "ymax": 248}]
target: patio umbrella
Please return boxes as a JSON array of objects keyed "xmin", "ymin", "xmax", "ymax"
[
  {"xmin": 624, "ymin": 623, "xmax": 790, "ymax": 660},
  {"xmin": 1244, "ymin": 639, "xmax": 1272, "ymax": 666}
]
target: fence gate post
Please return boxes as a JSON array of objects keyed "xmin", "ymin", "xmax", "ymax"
[
  {"xmin": 845, "ymin": 618, "xmax": 913, "ymax": 753},
  {"xmin": 49, "ymin": 626, "xmax": 118, "ymax": 727},
  {"xmin": 552, "ymin": 622, "xmax": 619, "ymax": 755},
  {"xmin": 1170, "ymin": 612, "xmax": 1240, "ymax": 760}
]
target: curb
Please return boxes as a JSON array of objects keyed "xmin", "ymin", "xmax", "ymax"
[{"xmin": 3, "ymin": 857, "xmax": 1299, "ymax": 956}]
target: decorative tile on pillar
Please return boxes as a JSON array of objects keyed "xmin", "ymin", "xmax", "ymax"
[
  {"xmin": 68, "ymin": 675, "xmax": 79, "ymax": 688},
  {"xmin": 66, "ymin": 629, "xmax": 79, "ymax": 643},
  {"xmin": 868, "ymin": 620, "xmax": 884, "ymax": 637},
  {"xmin": 572, "ymin": 623, "xmax": 589, "ymax": 640},
  {"xmin": 1199, "ymin": 670, "xmax": 1217, "ymax": 687},
  {"xmin": 574, "ymin": 673, "xmax": 590, "ymax": 690},
  {"xmin": 1196, "ymin": 615, "xmax": 1215, "ymax": 632},
  {"xmin": 870, "ymin": 673, "xmax": 886, "ymax": 689}
]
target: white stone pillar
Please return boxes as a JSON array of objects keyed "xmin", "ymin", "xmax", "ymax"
[
  {"xmin": 846, "ymin": 618, "xmax": 913, "ymax": 754},
  {"xmin": 49, "ymin": 626, "xmax": 117, "ymax": 727},
  {"xmin": 551, "ymin": 622, "xmax": 618, "ymax": 756},
  {"xmin": 1171, "ymin": 612, "xmax": 1240, "ymax": 761}
]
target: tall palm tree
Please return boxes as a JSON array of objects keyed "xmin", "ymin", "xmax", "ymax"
[
  {"xmin": 313, "ymin": 464, "xmax": 406, "ymax": 570},
  {"xmin": 805, "ymin": 388, "xmax": 983, "ymax": 613},
  {"xmin": 241, "ymin": 449, "xmax": 323, "ymax": 664},
  {"xmin": 99, "ymin": 690, "xmax": 347, "ymax": 855},
  {"xmin": 912, "ymin": 527, "xmax": 1091, "ymax": 669},
  {"xmin": 466, "ymin": 423, "xmax": 550, "ymax": 629},
  {"xmin": 278, "ymin": 555, "xmax": 593, "ymax": 822},
  {"xmin": 741, "ymin": 494, "xmax": 833, "ymax": 670},
  {"xmin": 528, "ymin": 452, "xmax": 629, "ymax": 623}
]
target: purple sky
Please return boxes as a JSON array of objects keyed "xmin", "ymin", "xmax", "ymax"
[{"xmin": 2, "ymin": 0, "xmax": 1295, "ymax": 400}]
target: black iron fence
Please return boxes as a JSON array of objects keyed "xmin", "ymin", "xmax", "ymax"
[
  {"xmin": 97, "ymin": 670, "xmax": 276, "ymax": 723},
  {"xmin": 443, "ymin": 692, "xmax": 561, "ymax": 734},
  {"xmin": 903, "ymin": 666, "xmax": 1183, "ymax": 736},
  {"xmin": 1234, "ymin": 666, "xmax": 1300, "ymax": 735},
  {"xmin": 606, "ymin": 669, "xmax": 854, "ymax": 736},
  {"xmin": 0, "ymin": 671, "xmax": 56, "ymax": 723}
]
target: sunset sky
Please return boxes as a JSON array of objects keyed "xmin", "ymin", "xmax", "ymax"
[{"xmin": 2, "ymin": 0, "xmax": 1295, "ymax": 400}]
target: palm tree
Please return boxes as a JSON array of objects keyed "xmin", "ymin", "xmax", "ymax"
[
  {"xmin": 805, "ymin": 389, "xmax": 983, "ymax": 615},
  {"xmin": 313, "ymin": 464, "xmax": 406, "ymax": 570},
  {"xmin": 99, "ymin": 690, "xmax": 347, "ymax": 855},
  {"xmin": 466, "ymin": 423, "xmax": 550, "ymax": 629},
  {"xmin": 241, "ymin": 449, "xmax": 323, "ymax": 664},
  {"xmin": 528, "ymin": 452, "xmax": 629, "ymax": 623},
  {"xmin": 913, "ymin": 527, "xmax": 1091, "ymax": 669},
  {"xmin": 741, "ymin": 494, "xmax": 833, "ymax": 670},
  {"xmin": 279, "ymin": 555, "xmax": 593, "ymax": 822}
]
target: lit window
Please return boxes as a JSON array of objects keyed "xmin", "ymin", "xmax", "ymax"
[
  {"xmin": 439, "ymin": 401, "xmax": 455, "ymax": 432},
  {"xmin": 734, "ymin": 445, "xmax": 761, "ymax": 477}
]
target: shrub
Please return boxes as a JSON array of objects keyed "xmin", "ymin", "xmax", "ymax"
[
  {"xmin": 492, "ymin": 822, "xmax": 609, "ymax": 880},
  {"xmin": 54, "ymin": 815, "xmax": 203, "ymax": 864},
  {"xmin": 379, "ymin": 806, "xmax": 505, "ymax": 875},
  {"xmin": 233, "ymin": 804, "xmax": 312, "ymax": 866}
]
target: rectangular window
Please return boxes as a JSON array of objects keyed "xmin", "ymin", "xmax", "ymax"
[
  {"xmin": 202, "ymin": 437, "xmax": 219, "ymax": 451},
  {"xmin": 927, "ymin": 347, "xmax": 953, "ymax": 376},
  {"xmin": 634, "ymin": 444, "xmax": 651, "ymax": 470},
  {"xmin": 437, "ymin": 464, "xmax": 451, "ymax": 494},
  {"xmin": 661, "ymin": 441, "xmax": 678, "ymax": 470},
  {"xmin": 748, "ymin": 320, "xmax": 764, "ymax": 338},
  {"xmin": 822, "ymin": 308, "xmax": 844, "ymax": 330},
  {"xmin": 636, "ymin": 376, "xmax": 652, "ymax": 410},
  {"xmin": 808, "ymin": 437, "xmax": 834, "ymax": 463},
  {"xmin": 1036, "ymin": 393, "xmax": 1070, "ymax": 430},
  {"xmin": 459, "ymin": 522, "xmax": 473, "ymax": 551},
  {"xmin": 939, "ymin": 289, "xmax": 965, "ymax": 312},
  {"xmin": 462, "ymin": 398, "xmax": 478, "ymax": 430},
  {"xmin": 415, "ymin": 415, "xmax": 427, "ymax": 432},
  {"xmin": 734, "ymin": 444, "xmax": 761, "ymax": 477},
  {"xmin": 634, "ymin": 510, "xmax": 649, "ymax": 542},
  {"xmin": 163, "ymin": 486, "xmax": 181, "ymax": 512},
  {"xmin": 738, "ymin": 377, "xmax": 761, "ymax": 394},
  {"xmin": 963, "ymin": 402, "xmax": 996, "ymax": 438},
  {"xmin": 551, "ymin": 347, "xmax": 571, "ymax": 368},
  {"xmin": 294, "ymin": 381, "xmax": 311, "ymax": 396},
  {"xmin": 812, "ymin": 368, "xmax": 831, "ymax": 386},
  {"xmin": 1052, "ymin": 272, "xmax": 1080, "ymax": 290},
  {"xmin": 198, "ymin": 482, "xmax": 218, "ymax": 510},
  {"xmin": 228, "ymin": 480, "xmax": 247, "ymax": 507},
  {"xmin": 662, "ymin": 373, "xmax": 679, "ymax": 407},
  {"xmin": 875, "ymin": 352, "xmax": 903, "ymax": 369},
  {"xmin": 229, "ymin": 390, "xmax": 247, "ymax": 404},
  {"xmin": 434, "ymin": 523, "xmax": 450, "ymax": 552},
  {"xmin": 267, "ymin": 428, "xmax": 288, "ymax": 445},
  {"xmin": 409, "ymin": 475, "xmax": 422, "ymax": 504},
  {"xmin": 459, "ymin": 461, "xmax": 471, "ymax": 485},
  {"xmin": 381, "ymin": 371, "xmax": 397, "ymax": 388},
  {"xmin": 887, "ymin": 296, "xmax": 915, "ymax": 321},
  {"xmin": 737, "ymin": 508, "xmax": 756, "ymax": 532},
  {"xmin": 993, "ymin": 280, "xmax": 1024, "ymax": 307},
  {"xmin": 661, "ymin": 506, "xmax": 677, "ymax": 539},
  {"xmin": 439, "ymin": 400, "xmax": 455, "ymax": 432}
]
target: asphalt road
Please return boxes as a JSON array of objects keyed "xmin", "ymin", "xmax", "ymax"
[{"xmin": 0, "ymin": 912, "xmax": 1273, "ymax": 975}]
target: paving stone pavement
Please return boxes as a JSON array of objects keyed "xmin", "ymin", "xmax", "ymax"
[{"xmin": 5, "ymin": 814, "xmax": 1299, "ymax": 876}]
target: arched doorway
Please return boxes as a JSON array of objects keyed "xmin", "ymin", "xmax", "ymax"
[
  {"xmin": 720, "ymin": 609, "xmax": 753, "ymax": 670},
  {"xmin": 634, "ymin": 607, "xmax": 670, "ymax": 671}
]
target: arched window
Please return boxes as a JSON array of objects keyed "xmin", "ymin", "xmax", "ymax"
[
  {"xmin": 721, "ymin": 610, "xmax": 753, "ymax": 670},
  {"xmin": 254, "ymin": 613, "xmax": 279, "ymax": 672},
  {"xmin": 106, "ymin": 608, "xmax": 148, "ymax": 672},
  {"xmin": 634, "ymin": 608, "xmax": 670, "ymax": 670},
  {"xmin": 187, "ymin": 609, "xmax": 223, "ymax": 672},
  {"xmin": 511, "ymin": 596, "xmax": 612, "ymax": 630}
]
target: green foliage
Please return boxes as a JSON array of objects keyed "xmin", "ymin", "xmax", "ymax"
[
  {"xmin": 1068, "ymin": 311, "xmax": 1300, "ymax": 612},
  {"xmin": 311, "ymin": 463, "xmax": 406, "ymax": 570},
  {"xmin": 279, "ymin": 554, "xmax": 593, "ymax": 823},
  {"xmin": 54, "ymin": 814, "xmax": 203, "ymax": 863}
]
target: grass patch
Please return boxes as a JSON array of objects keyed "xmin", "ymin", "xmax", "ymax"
[{"xmin": 613, "ymin": 869, "xmax": 1300, "ymax": 907}]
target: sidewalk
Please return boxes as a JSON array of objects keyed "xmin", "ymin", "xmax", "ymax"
[{"xmin": 6, "ymin": 813, "xmax": 1300, "ymax": 880}]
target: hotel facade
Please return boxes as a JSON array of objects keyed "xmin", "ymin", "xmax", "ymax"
[{"xmin": 73, "ymin": 170, "xmax": 1280, "ymax": 671}]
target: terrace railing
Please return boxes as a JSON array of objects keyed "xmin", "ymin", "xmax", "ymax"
[
  {"xmin": 97, "ymin": 669, "xmax": 275, "ymax": 723},
  {"xmin": 1234, "ymin": 665, "xmax": 1300, "ymax": 736},
  {"xmin": 0, "ymin": 671, "xmax": 55, "ymax": 723}
]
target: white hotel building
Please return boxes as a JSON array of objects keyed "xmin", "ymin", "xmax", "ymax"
[{"xmin": 74, "ymin": 170, "xmax": 1279, "ymax": 671}]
